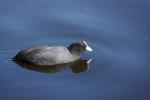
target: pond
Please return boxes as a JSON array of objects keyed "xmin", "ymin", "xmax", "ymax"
[{"xmin": 0, "ymin": 0, "xmax": 150, "ymax": 100}]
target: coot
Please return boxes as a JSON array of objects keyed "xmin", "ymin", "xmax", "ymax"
[{"xmin": 13, "ymin": 41, "xmax": 92, "ymax": 65}]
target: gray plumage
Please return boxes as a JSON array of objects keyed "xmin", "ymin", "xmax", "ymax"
[{"xmin": 14, "ymin": 41, "xmax": 92, "ymax": 65}]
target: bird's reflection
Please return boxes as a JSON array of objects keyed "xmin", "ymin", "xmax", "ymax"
[{"xmin": 13, "ymin": 58, "xmax": 92, "ymax": 74}]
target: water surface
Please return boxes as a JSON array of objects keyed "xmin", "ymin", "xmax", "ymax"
[{"xmin": 0, "ymin": 0, "xmax": 150, "ymax": 100}]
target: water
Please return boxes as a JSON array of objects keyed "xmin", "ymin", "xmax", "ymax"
[{"xmin": 0, "ymin": 0, "xmax": 150, "ymax": 100}]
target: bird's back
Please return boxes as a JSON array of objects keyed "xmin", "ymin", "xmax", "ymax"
[{"xmin": 14, "ymin": 45, "xmax": 78, "ymax": 65}]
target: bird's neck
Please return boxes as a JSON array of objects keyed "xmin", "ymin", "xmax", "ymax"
[{"xmin": 67, "ymin": 47, "xmax": 82, "ymax": 57}]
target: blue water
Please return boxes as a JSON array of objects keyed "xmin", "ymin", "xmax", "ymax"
[{"xmin": 0, "ymin": 0, "xmax": 150, "ymax": 100}]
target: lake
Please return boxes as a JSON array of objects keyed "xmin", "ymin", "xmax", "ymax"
[{"xmin": 0, "ymin": 0, "xmax": 150, "ymax": 100}]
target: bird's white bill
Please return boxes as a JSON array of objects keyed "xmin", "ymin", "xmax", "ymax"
[
  {"xmin": 86, "ymin": 45, "xmax": 93, "ymax": 51},
  {"xmin": 82, "ymin": 41, "xmax": 93, "ymax": 51}
]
